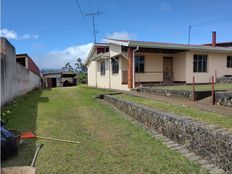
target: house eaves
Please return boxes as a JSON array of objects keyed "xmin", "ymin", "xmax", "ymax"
[
  {"xmin": 105, "ymin": 38, "xmax": 232, "ymax": 53},
  {"xmin": 84, "ymin": 43, "xmax": 109, "ymax": 66},
  {"xmin": 91, "ymin": 52, "xmax": 110, "ymax": 61},
  {"xmin": 129, "ymin": 41, "xmax": 232, "ymax": 53}
]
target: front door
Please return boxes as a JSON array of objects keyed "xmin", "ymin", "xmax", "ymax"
[
  {"xmin": 163, "ymin": 57, "xmax": 173, "ymax": 83},
  {"xmin": 52, "ymin": 78, "xmax": 57, "ymax": 87}
]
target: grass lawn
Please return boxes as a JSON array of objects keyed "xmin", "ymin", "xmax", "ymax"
[
  {"xmin": 115, "ymin": 94, "xmax": 232, "ymax": 130},
  {"xmin": 1, "ymin": 86, "xmax": 208, "ymax": 174},
  {"xmin": 154, "ymin": 83, "xmax": 232, "ymax": 91}
]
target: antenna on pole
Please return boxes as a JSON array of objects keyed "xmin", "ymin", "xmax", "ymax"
[
  {"xmin": 85, "ymin": 10, "xmax": 104, "ymax": 43},
  {"xmin": 188, "ymin": 25, "xmax": 191, "ymax": 45}
]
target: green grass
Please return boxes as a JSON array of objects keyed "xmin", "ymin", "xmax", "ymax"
[
  {"xmin": 115, "ymin": 94, "xmax": 232, "ymax": 130},
  {"xmin": 156, "ymin": 84, "xmax": 232, "ymax": 91},
  {"xmin": 1, "ymin": 86, "xmax": 208, "ymax": 174}
]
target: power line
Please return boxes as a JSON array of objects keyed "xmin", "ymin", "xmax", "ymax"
[
  {"xmin": 74, "ymin": 0, "xmax": 93, "ymax": 40},
  {"xmin": 191, "ymin": 16, "xmax": 232, "ymax": 27},
  {"xmin": 85, "ymin": 10, "xmax": 104, "ymax": 43},
  {"xmin": 188, "ymin": 16, "xmax": 232, "ymax": 45}
]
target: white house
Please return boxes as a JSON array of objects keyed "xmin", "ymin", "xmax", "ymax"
[{"xmin": 85, "ymin": 32, "xmax": 232, "ymax": 90}]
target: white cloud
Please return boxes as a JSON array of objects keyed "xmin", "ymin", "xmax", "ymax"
[
  {"xmin": 0, "ymin": 29, "xmax": 18, "ymax": 39},
  {"xmin": 38, "ymin": 43, "xmax": 93, "ymax": 69},
  {"xmin": 21, "ymin": 34, "xmax": 39, "ymax": 40},
  {"xmin": 160, "ymin": 2, "xmax": 171, "ymax": 11},
  {"xmin": 104, "ymin": 31, "xmax": 137, "ymax": 41},
  {"xmin": 0, "ymin": 28, "xmax": 39, "ymax": 40}
]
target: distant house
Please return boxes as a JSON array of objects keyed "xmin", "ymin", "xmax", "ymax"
[
  {"xmin": 43, "ymin": 71, "xmax": 77, "ymax": 88},
  {"xmin": 16, "ymin": 54, "xmax": 41, "ymax": 77},
  {"xmin": 85, "ymin": 32, "xmax": 232, "ymax": 90}
]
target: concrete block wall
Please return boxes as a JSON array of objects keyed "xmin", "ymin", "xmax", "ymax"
[
  {"xmin": 1, "ymin": 37, "xmax": 41, "ymax": 107},
  {"xmin": 1, "ymin": 38, "xmax": 17, "ymax": 106}
]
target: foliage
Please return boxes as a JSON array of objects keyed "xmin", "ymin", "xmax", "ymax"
[
  {"xmin": 75, "ymin": 57, "xmax": 87, "ymax": 73},
  {"xmin": 62, "ymin": 62, "xmax": 75, "ymax": 72},
  {"xmin": 76, "ymin": 72, "xmax": 87, "ymax": 84}
]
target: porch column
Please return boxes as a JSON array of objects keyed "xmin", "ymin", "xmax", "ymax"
[{"xmin": 127, "ymin": 47, "xmax": 133, "ymax": 89}]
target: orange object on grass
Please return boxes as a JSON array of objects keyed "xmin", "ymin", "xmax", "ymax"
[{"xmin": 21, "ymin": 132, "xmax": 37, "ymax": 139}]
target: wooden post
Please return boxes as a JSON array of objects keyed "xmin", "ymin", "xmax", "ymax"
[
  {"xmin": 192, "ymin": 76, "xmax": 195, "ymax": 101},
  {"xmin": 127, "ymin": 48, "xmax": 133, "ymax": 89},
  {"xmin": 212, "ymin": 76, "xmax": 215, "ymax": 105},
  {"xmin": 215, "ymin": 70, "xmax": 217, "ymax": 83}
]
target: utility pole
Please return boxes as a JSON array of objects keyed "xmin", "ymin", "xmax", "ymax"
[
  {"xmin": 187, "ymin": 16, "xmax": 232, "ymax": 45},
  {"xmin": 188, "ymin": 25, "xmax": 191, "ymax": 45},
  {"xmin": 85, "ymin": 10, "xmax": 104, "ymax": 43}
]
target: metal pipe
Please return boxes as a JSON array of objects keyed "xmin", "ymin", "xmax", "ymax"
[
  {"xmin": 132, "ymin": 46, "xmax": 139, "ymax": 88},
  {"xmin": 31, "ymin": 144, "xmax": 44, "ymax": 167}
]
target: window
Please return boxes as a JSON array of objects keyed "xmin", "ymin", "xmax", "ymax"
[
  {"xmin": 135, "ymin": 55, "xmax": 145, "ymax": 73},
  {"xmin": 16, "ymin": 58, "xmax": 26, "ymax": 67},
  {"xmin": 112, "ymin": 57, "xmax": 119, "ymax": 74},
  {"xmin": 193, "ymin": 55, "xmax": 208, "ymax": 72},
  {"xmin": 100, "ymin": 61, "xmax": 105, "ymax": 75},
  {"xmin": 227, "ymin": 56, "xmax": 232, "ymax": 68},
  {"xmin": 97, "ymin": 47, "xmax": 109, "ymax": 54}
]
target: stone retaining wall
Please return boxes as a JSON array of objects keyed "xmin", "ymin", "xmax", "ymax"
[
  {"xmin": 139, "ymin": 87, "xmax": 193, "ymax": 100},
  {"xmin": 102, "ymin": 94, "xmax": 232, "ymax": 172},
  {"xmin": 139, "ymin": 87, "xmax": 212, "ymax": 101},
  {"xmin": 215, "ymin": 91, "xmax": 232, "ymax": 107},
  {"xmin": 217, "ymin": 77, "xmax": 232, "ymax": 84}
]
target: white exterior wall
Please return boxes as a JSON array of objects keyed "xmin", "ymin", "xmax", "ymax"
[
  {"xmin": 110, "ymin": 57, "xmax": 128, "ymax": 90},
  {"xmin": 134, "ymin": 53, "xmax": 168, "ymax": 82},
  {"xmin": 87, "ymin": 61, "xmax": 97, "ymax": 87},
  {"xmin": 110, "ymin": 44, "xmax": 122, "ymax": 57},
  {"xmin": 87, "ymin": 45, "xmax": 128, "ymax": 90},
  {"xmin": 96, "ymin": 60, "xmax": 110, "ymax": 89},
  {"xmin": 186, "ymin": 52, "xmax": 232, "ymax": 83},
  {"xmin": 16, "ymin": 64, "xmax": 41, "ymax": 96},
  {"xmin": 173, "ymin": 52, "xmax": 187, "ymax": 82},
  {"xmin": 94, "ymin": 57, "xmax": 128, "ymax": 90}
]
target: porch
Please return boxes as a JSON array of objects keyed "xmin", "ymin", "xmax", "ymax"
[{"xmin": 122, "ymin": 47, "xmax": 188, "ymax": 88}]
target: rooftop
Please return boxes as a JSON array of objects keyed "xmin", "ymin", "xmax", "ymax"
[{"xmin": 105, "ymin": 38, "xmax": 232, "ymax": 53}]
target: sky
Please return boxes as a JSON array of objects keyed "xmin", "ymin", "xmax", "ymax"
[{"xmin": 1, "ymin": 0, "xmax": 232, "ymax": 69}]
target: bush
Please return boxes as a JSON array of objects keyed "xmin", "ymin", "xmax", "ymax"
[{"xmin": 77, "ymin": 72, "xmax": 87, "ymax": 84}]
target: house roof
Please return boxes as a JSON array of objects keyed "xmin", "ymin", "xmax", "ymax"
[
  {"xmin": 85, "ymin": 39, "xmax": 232, "ymax": 66},
  {"xmin": 202, "ymin": 41, "xmax": 232, "ymax": 47},
  {"xmin": 105, "ymin": 38, "xmax": 232, "ymax": 53}
]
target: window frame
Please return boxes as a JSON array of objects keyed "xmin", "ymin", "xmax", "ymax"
[
  {"xmin": 112, "ymin": 57, "xmax": 119, "ymax": 74},
  {"xmin": 135, "ymin": 55, "xmax": 145, "ymax": 73},
  {"xmin": 227, "ymin": 56, "xmax": 232, "ymax": 68},
  {"xmin": 100, "ymin": 61, "xmax": 105, "ymax": 75},
  {"xmin": 193, "ymin": 55, "xmax": 208, "ymax": 73}
]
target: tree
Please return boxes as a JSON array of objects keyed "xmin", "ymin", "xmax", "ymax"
[
  {"xmin": 75, "ymin": 58, "xmax": 87, "ymax": 73},
  {"xmin": 75, "ymin": 58, "xmax": 87, "ymax": 84},
  {"xmin": 62, "ymin": 62, "xmax": 74, "ymax": 72}
]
